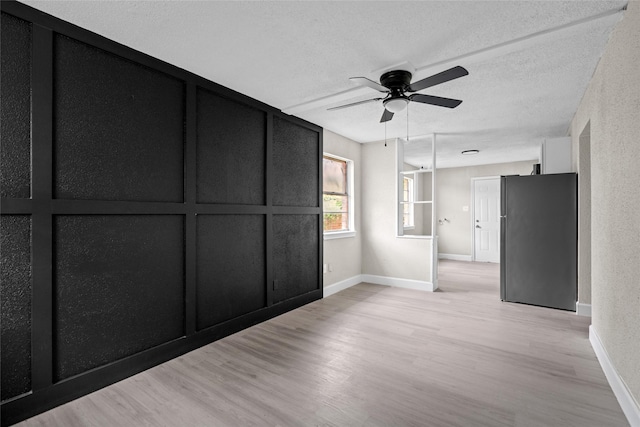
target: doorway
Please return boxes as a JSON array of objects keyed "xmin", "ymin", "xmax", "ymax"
[
  {"xmin": 578, "ymin": 122, "xmax": 591, "ymax": 312},
  {"xmin": 472, "ymin": 177, "xmax": 500, "ymax": 263}
]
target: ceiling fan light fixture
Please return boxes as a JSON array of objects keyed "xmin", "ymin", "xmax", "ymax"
[
  {"xmin": 461, "ymin": 149, "xmax": 480, "ymax": 155},
  {"xmin": 383, "ymin": 97, "xmax": 408, "ymax": 113}
]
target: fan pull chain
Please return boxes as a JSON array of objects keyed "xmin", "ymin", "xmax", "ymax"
[
  {"xmin": 406, "ymin": 105, "xmax": 409, "ymax": 143},
  {"xmin": 384, "ymin": 120, "xmax": 387, "ymax": 147}
]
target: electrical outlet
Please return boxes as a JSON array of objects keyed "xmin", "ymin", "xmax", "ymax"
[{"xmin": 323, "ymin": 264, "xmax": 328, "ymax": 274}]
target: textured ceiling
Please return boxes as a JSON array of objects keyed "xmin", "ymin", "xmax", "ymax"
[{"xmin": 22, "ymin": 0, "xmax": 627, "ymax": 168}]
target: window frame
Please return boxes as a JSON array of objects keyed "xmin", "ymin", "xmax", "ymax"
[
  {"xmin": 322, "ymin": 153, "xmax": 356, "ymax": 240},
  {"xmin": 402, "ymin": 175, "xmax": 415, "ymax": 230}
]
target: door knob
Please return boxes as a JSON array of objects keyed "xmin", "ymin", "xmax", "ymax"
[{"xmin": 476, "ymin": 225, "xmax": 481, "ymax": 228}]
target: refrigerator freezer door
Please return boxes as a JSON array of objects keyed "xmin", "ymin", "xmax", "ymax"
[
  {"xmin": 501, "ymin": 173, "xmax": 577, "ymax": 311},
  {"xmin": 500, "ymin": 176, "xmax": 507, "ymax": 301}
]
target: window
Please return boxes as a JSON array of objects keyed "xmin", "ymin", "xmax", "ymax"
[
  {"xmin": 403, "ymin": 176, "xmax": 414, "ymax": 228},
  {"xmin": 323, "ymin": 154, "xmax": 355, "ymax": 238}
]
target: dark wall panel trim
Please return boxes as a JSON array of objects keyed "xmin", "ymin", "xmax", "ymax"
[
  {"xmin": 195, "ymin": 205, "xmax": 270, "ymax": 215},
  {"xmin": 266, "ymin": 113, "xmax": 274, "ymax": 307},
  {"xmin": 2, "ymin": 200, "xmax": 282, "ymax": 215},
  {"xmin": 273, "ymin": 207, "xmax": 322, "ymax": 215},
  {"xmin": 50, "ymin": 201, "xmax": 189, "ymax": 214},
  {"xmin": 185, "ymin": 83, "xmax": 197, "ymax": 337},
  {"xmin": 273, "ymin": 110, "xmax": 322, "ymax": 134},
  {"xmin": 0, "ymin": 199, "xmax": 33, "ymax": 214},
  {"xmin": 317, "ymin": 130, "xmax": 324, "ymax": 294},
  {"xmin": 30, "ymin": 23, "xmax": 53, "ymax": 392}
]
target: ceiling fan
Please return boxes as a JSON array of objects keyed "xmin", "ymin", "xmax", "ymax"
[{"xmin": 328, "ymin": 66, "xmax": 468, "ymax": 122}]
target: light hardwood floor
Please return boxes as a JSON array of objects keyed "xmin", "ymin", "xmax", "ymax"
[{"xmin": 17, "ymin": 260, "xmax": 628, "ymax": 426}]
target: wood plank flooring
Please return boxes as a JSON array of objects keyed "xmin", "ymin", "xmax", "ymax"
[{"xmin": 16, "ymin": 260, "xmax": 628, "ymax": 426}]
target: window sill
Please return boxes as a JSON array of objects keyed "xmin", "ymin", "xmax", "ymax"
[
  {"xmin": 323, "ymin": 230, "xmax": 357, "ymax": 240},
  {"xmin": 404, "ymin": 226, "xmax": 415, "ymax": 231}
]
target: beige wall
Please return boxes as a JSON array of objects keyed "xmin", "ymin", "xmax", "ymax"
[
  {"xmin": 322, "ymin": 130, "xmax": 362, "ymax": 287},
  {"xmin": 570, "ymin": 0, "xmax": 640, "ymax": 404},
  {"xmin": 361, "ymin": 140, "xmax": 431, "ymax": 282},
  {"xmin": 435, "ymin": 161, "xmax": 534, "ymax": 256}
]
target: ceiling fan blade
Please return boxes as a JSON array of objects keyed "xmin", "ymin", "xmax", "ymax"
[
  {"xmin": 407, "ymin": 66, "xmax": 468, "ymax": 93},
  {"xmin": 350, "ymin": 77, "xmax": 389, "ymax": 93},
  {"xmin": 327, "ymin": 97, "xmax": 384, "ymax": 111},
  {"xmin": 409, "ymin": 94, "xmax": 463, "ymax": 108},
  {"xmin": 380, "ymin": 109, "xmax": 394, "ymax": 123}
]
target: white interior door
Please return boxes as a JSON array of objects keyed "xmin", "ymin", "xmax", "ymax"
[{"xmin": 473, "ymin": 178, "xmax": 500, "ymax": 263}]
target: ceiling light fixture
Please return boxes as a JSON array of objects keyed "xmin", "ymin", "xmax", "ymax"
[
  {"xmin": 383, "ymin": 97, "xmax": 409, "ymax": 113},
  {"xmin": 461, "ymin": 149, "xmax": 479, "ymax": 155}
]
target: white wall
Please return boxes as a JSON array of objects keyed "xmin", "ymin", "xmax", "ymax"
[
  {"xmin": 435, "ymin": 161, "xmax": 534, "ymax": 256},
  {"xmin": 322, "ymin": 130, "xmax": 362, "ymax": 287},
  {"xmin": 570, "ymin": 0, "xmax": 640, "ymax": 407},
  {"xmin": 361, "ymin": 140, "xmax": 431, "ymax": 282}
]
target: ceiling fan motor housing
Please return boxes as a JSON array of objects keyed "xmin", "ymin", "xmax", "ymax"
[
  {"xmin": 381, "ymin": 70, "xmax": 412, "ymax": 112},
  {"xmin": 380, "ymin": 70, "xmax": 413, "ymax": 96}
]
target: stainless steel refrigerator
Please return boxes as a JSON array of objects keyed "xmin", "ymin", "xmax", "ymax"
[{"xmin": 500, "ymin": 173, "xmax": 577, "ymax": 311}]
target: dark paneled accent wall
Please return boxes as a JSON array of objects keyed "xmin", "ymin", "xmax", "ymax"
[
  {"xmin": 273, "ymin": 215, "xmax": 320, "ymax": 303},
  {"xmin": 0, "ymin": 216, "xmax": 32, "ymax": 400},
  {"xmin": 196, "ymin": 88, "xmax": 266, "ymax": 205},
  {"xmin": 196, "ymin": 215, "xmax": 266, "ymax": 329},
  {"xmin": 273, "ymin": 116, "xmax": 320, "ymax": 207},
  {"xmin": 0, "ymin": 2, "xmax": 322, "ymax": 425},
  {"xmin": 53, "ymin": 35, "xmax": 185, "ymax": 202},
  {"xmin": 53, "ymin": 215, "xmax": 186, "ymax": 381},
  {"xmin": 0, "ymin": 13, "xmax": 31, "ymax": 199}
]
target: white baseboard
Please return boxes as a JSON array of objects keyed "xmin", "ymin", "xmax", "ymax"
[
  {"xmin": 361, "ymin": 274, "xmax": 435, "ymax": 292},
  {"xmin": 589, "ymin": 325, "xmax": 640, "ymax": 427},
  {"xmin": 323, "ymin": 274, "xmax": 436, "ymax": 298},
  {"xmin": 323, "ymin": 275, "xmax": 362, "ymax": 297},
  {"xmin": 438, "ymin": 253, "xmax": 472, "ymax": 262},
  {"xmin": 576, "ymin": 302, "xmax": 592, "ymax": 317}
]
